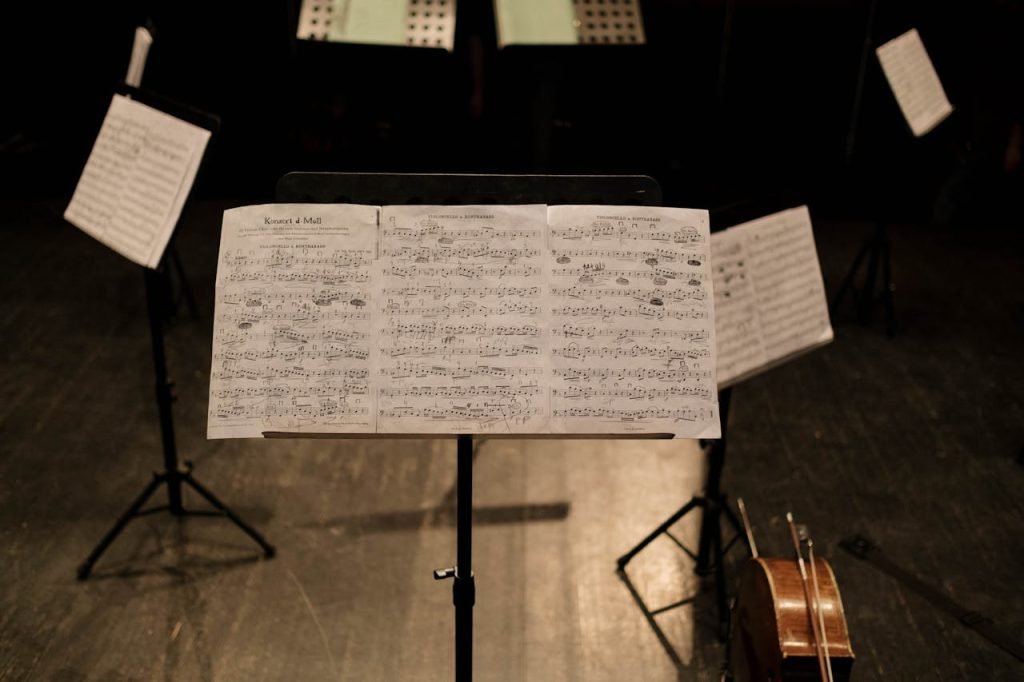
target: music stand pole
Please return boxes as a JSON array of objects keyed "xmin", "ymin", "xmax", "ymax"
[
  {"xmin": 434, "ymin": 434, "xmax": 476, "ymax": 681},
  {"xmin": 146, "ymin": 266, "xmax": 184, "ymax": 514}
]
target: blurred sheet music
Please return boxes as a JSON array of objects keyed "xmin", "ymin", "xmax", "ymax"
[
  {"xmin": 547, "ymin": 205, "xmax": 720, "ymax": 438},
  {"xmin": 64, "ymin": 94, "xmax": 210, "ymax": 268},
  {"xmin": 208, "ymin": 202, "xmax": 721, "ymax": 438},
  {"xmin": 495, "ymin": 0, "xmax": 578, "ymax": 46},
  {"xmin": 208, "ymin": 204, "xmax": 380, "ymax": 439},
  {"xmin": 296, "ymin": 0, "xmax": 456, "ymax": 51},
  {"xmin": 876, "ymin": 28, "xmax": 953, "ymax": 137},
  {"xmin": 712, "ymin": 206, "xmax": 833, "ymax": 388}
]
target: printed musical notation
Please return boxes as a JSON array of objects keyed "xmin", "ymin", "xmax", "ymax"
[
  {"xmin": 711, "ymin": 206, "xmax": 833, "ymax": 388},
  {"xmin": 206, "ymin": 203, "xmax": 722, "ymax": 438},
  {"xmin": 63, "ymin": 94, "xmax": 211, "ymax": 269},
  {"xmin": 387, "ymin": 263, "xmax": 541, "ymax": 279},
  {"xmin": 547, "ymin": 205, "xmax": 720, "ymax": 437},
  {"xmin": 375, "ymin": 205, "xmax": 550, "ymax": 433},
  {"xmin": 379, "ymin": 362, "xmax": 544, "ymax": 379},
  {"xmin": 207, "ymin": 204, "xmax": 380, "ymax": 438},
  {"xmin": 876, "ymin": 28, "xmax": 953, "ymax": 137}
]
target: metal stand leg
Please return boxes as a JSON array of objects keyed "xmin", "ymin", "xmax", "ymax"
[
  {"xmin": 616, "ymin": 389, "xmax": 748, "ymax": 640},
  {"xmin": 77, "ymin": 473, "xmax": 165, "ymax": 580},
  {"xmin": 77, "ymin": 265, "xmax": 275, "ymax": 580},
  {"xmin": 183, "ymin": 472, "xmax": 276, "ymax": 558},
  {"xmin": 434, "ymin": 435, "xmax": 476, "ymax": 682}
]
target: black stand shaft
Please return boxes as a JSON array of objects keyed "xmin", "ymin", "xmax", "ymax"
[
  {"xmin": 77, "ymin": 265, "xmax": 275, "ymax": 580},
  {"xmin": 829, "ymin": 221, "xmax": 897, "ymax": 336},
  {"xmin": 434, "ymin": 435, "xmax": 476, "ymax": 682},
  {"xmin": 616, "ymin": 388, "xmax": 748, "ymax": 639}
]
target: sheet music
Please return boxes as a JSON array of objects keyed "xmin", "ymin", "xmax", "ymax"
[
  {"xmin": 64, "ymin": 94, "xmax": 210, "ymax": 268},
  {"xmin": 207, "ymin": 204, "xmax": 380, "ymax": 439},
  {"xmin": 876, "ymin": 28, "xmax": 953, "ymax": 137},
  {"xmin": 546, "ymin": 206, "xmax": 719, "ymax": 437},
  {"xmin": 375, "ymin": 205, "xmax": 550, "ymax": 434},
  {"xmin": 712, "ymin": 206, "xmax": 833, "ymax": 388}
]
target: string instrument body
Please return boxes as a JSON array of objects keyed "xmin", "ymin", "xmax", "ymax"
[{"xmin": 730, "ymin": 557, "xmax": 854, "ymax": 682}]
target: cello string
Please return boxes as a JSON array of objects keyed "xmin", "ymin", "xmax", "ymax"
[
  {"xmin": 787, "ymin": 512, "xmax": 829, "ymax": 682},
  {"xmin": 807, "ymin": 538, "xmax": 835, "ymax": 682}
]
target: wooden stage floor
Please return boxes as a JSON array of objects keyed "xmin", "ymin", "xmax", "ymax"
[{"xmin": 1, "ymin": 200, "xmax": 1021, "ymax": 681}]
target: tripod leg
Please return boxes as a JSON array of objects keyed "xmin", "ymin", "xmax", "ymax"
[
  {"xmin": 617, "ymin": 497, "xmax": 704, "ymax": 570},
  {"xmin": 720, "ymin": 500, "xmax": 750, "ymax": 551},
  {"xmin": 78, "ymin": 473, "xmax": 166, "ymax": 580},
  {"xmin": 829, "ymin": 238, "xmax": 871, "ymax": 316},
  {"xmin": 881, "ymin": 231, "xmax": 897, "ymax": 337},
  {"xmin": 857, "ymin": 223, "xmax": 884, "ymax": 324},
  {"xmin": 181, "ymin": 474, "xmax": 276, "ymax": 558}
]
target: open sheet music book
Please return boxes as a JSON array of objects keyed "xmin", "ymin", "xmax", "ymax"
[
  {"xmin": 207, "ymin": 204, "xmax": 720, "ymax": 439},
  {"xmin": 712, "ymin": 206, "xmax": 833, "ymax": 388},
  {"xmin": 64, "ymin": 94, "xmax": 211, "ymax": 269}
]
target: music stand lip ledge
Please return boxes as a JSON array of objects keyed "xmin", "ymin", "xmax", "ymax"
[{"xmin": 261, "ymin": 431, "xmax": 676, "ymax": 440}]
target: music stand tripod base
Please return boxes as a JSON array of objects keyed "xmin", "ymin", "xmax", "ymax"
[
  {"xmin": 77, "ymin": 266, "xmax": 275, "ymax": 580},
  {"xmin": 616, "ymin": 388, "xmax": 749, "ymax": 639}
]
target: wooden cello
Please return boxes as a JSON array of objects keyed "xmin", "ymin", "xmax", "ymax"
[{"xmin": 728, "ymin": 506, "xmax": 855, "ymax": 682}]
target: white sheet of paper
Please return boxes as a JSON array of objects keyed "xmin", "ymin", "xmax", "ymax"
[
  {"xmin": 207, "ymin": 204, "xmax": 380, "ymax": 439},
  {"xmin": 546, "ymin": 205, "xmax": 720, "ymax": 438},
  {"xmin": 876, "ymin": 28, "xmax": 953, "ymax": 137},
  {"xmin": 125, "ymin": 26, "xmax": 153, "ymax": 88},
  {"xmin": 711, "ymin": 206, "xmax": 833, "ymax": 388},
  {"xmin": 375, "ymin": 204, "xmax": 551, "ymax": 434},
  {"xmin": 64, "ymin": 95, "xmax": 210, "ymax": 268},
  {"xmin": 495, "ymin": 0, "xmax": 578, "ymax": 47}
]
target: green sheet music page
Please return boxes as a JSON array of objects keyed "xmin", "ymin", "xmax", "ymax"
[
  {"xmin": 496, "ymin": 0, "xmax": 577, "ymax": 46},
  {"xmin": 329, "ymin": 0, "xmax": 408, "ymax": 46}
]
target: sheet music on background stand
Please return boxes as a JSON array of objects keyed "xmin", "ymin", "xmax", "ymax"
[
  {"xmin": 712, "ymin": 205, "xmax": 833, "ymax": 388},
  {"xmin": 875, "ymin": 28, "xmax": 953, "ymax": 138},
  {"xmin": 63, "ymin": 93, "xmax": 210, "ymax": 269},
  {"xmin": 296, "ymin": 0, "xmax": 457, "ymax": 51}
]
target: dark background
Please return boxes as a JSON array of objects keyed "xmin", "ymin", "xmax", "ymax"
[{"xmin": 3, "ymin": 0, "xmax": 1023, "ymax": 226}]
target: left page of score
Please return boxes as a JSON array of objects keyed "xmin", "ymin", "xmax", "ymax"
[
  {"xmin": 64, "ymin": 94, "xmax": 211, "ymax": 268},
  {"xmin": 207, "ymin": 204, "xmax": 379, "ymax": 439}
]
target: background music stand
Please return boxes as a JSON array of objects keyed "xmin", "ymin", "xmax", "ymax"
[
  {"xmin": 76, "ymin": 85, "xmax": 275, "ymax": 580},
  {"xmin": 273, "ymin": 171, "xmax": 679, "ymax": 682}
]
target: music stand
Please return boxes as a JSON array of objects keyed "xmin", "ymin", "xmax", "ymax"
[
  {"xmin": 273, "ymin": 171, "xmax": 672, "ymax": 682},
  {"xmin": 76, "ymin": 85, "xmax": 275, "ymax": 580}
]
